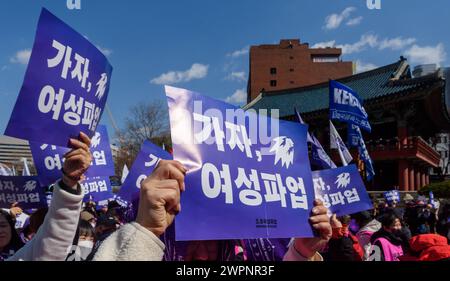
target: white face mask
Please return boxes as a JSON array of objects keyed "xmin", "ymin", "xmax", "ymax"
[
  {"xmin": 78, "ymin": 240, "xmax": 94, "ymax": 250},
  {"xmin": 90, "ymin": 222, "xmax": 96, "ymax": 229}
]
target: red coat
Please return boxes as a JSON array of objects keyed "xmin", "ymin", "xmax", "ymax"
[{"xmin": 405, "ymin": 234, "xmax": 450, "ymax": 261}]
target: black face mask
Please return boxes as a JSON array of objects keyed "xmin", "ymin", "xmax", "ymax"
[{"xmin": 392, "ymin": 229, "xmax": 403, "ymax": 238}]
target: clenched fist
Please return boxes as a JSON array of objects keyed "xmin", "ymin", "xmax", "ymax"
[
  {"xmin": 135, "ymin": 160, "xmax": 187, "ymax": 236},
  {"xmin": 62, "ymin": 132, "xmax": 92, "ymax": 187}
]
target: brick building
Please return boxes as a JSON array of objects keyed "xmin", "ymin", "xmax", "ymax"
[{"xmin": 247, "ymin": 39, "xmax": 353, "ymax": 103}]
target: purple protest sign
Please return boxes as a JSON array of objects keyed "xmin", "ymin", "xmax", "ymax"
[
  {"xmin": 5, "ymin": 8, "xmax": 112, "ymax": 147},
  {"xmin": 312, "ymin": 165, "xmax": 373, "ymax": 216},
  {"xmin": 0, "ymin": 176, "xmax": 47, "ymax": 209},
  {"xmin": 116, "ymin": 140, "xmax": 172, "ymax": 203},
  {"xmin": 383, "ymin": 190, "xmax": 400, "ymax": 203},
  {"xmin": 80, "ymin": 176, "xmax": 114, "ymax": 205},
  {"xmin": 30, "ymin": 125, "xmax": 115, "ymax": 187},
  {"xmin": 166, "ymin": 86, "xmax": 315, "ymax": 241}
]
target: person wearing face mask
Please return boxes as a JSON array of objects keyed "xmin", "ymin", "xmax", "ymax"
[
  {"xmin": 369, "ymin": 211, "xmax": 406, "ymax": 261},
  {"xmin": 66, "ymin": 220, "xmax": 96, "ymax": 261}
]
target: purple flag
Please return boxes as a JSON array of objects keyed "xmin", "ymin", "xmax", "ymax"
[
  {"xmin": 116, "ymin": 140, "xmax": 172, "ymax": 203},
  {"xmin": 0, "ymin": 176, "xmax": 47, "ymax": 209},
  {"xmin": 166, "ymin": 86, "xmax": 315, "ymax": 241},
  {"xmin": 5, "ymin": 8, "xmax": 113, "ymax": 147},
  {"xmin": 81, "ymin": 176, "xmax": 114, "ymax": 205},
  {"xmin": 30, "ymin": 125, "xmax": 115, "ymax": 187},
  {"xmin": 312, "ymin": 165, "xmax": 372, "ymax": 216}
]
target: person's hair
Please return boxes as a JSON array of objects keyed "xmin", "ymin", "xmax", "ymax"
[
  {"xmin": 78, "ymin": 219, "xmax": 95, "ymax": 240},
  {"xmin": 0, "ymin": 209, "xmax": 24, "ymax": 252},
  {"xmin": 29, "ymin": 208, "xmax": 48, "ymax": 233},
  {"xmin": 352, "ymin": 211, "xmax": 373, "ymax": 227},
  {"xmin": 70, "ymin": 219, "xmax": 96, "ymax": 246},
  {"xmin": 379, "ymin": 210, "xmax": 399, "ymax": 228}
]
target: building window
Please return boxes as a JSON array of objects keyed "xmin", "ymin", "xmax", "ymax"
[
  {"xmin": 290, "ymin": 81, "xmax": 294, "ymax": 84},
  {"xmin": 270, "ymin": 68, "xmax": 277, "ymax": 75},
  {"xmin": 270, "ymin": 80, "xmax": 277, "ymax": 87},
  {"xmin": 312, "ymin": 56, "xmax": 339, "ymax": 63},
  {"xmin": 289, "ymin": 68, "xmax": 294, "ymax": 72},
  {"xmin": 289, "ymin": 56, "xmax": 294, "ymax": 60}
]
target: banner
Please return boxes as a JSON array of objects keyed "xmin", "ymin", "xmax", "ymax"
[
  {"xmin": 30, "ymin": 125, "xmax": 115, "ymax": 186},
  {"xmin": 347, "ymin": 123, "xmax": 360, "ymax": 147},
  {"xmin": 0, "ymin": 176, "xmax": 47, "ymax": 209},
  {"xmin": 354, "ymin": 126, "xmax": 375, "ymax": 181},
  {"xmin": 294, "ymin": 108, "xmax": 336, "ymax": 170},
  {"xmin": 0, "ymin": 164, "xmax": 13, "ymax": 176},
  {"xmin": 14, "ymin": 213, "xmax": 30, "ymax": 229},
  {"xmin": 5, "ymin": 8, "xmax": 113, "ymax": 147},
  {"xmin": 313, "ymin": 165, "xmax": 372, "ymax": 216},
  {"xmin": 330, "ymin": 121, "xmax": 353, "ymax": 166},
  {"xmin": 116, "ymin": 141, "xmax": 172, "ymax": 203},
  {"xmin": 383, "ymin": 190, "xmax": 400, "ymax": 203},
  {"xmin": 80, "ymin": 176, "xmax": 114, "ymax": 205},
  {"xmin": 166, "ymin": 86, "xmax": 315, "ymax": 241},
  {"xmin": 311, "ymin": 135, "xmax": 337, "ymax": 170},
  {"xmin": 329, "ymin": 80, "xmax": 371, "ymax": 132}
]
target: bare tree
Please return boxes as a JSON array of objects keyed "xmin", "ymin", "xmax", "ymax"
[{"xmin": 114, "ymin": 100, "xmax": 171, "ymax": 176}]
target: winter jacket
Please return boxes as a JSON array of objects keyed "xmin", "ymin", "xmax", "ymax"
[
  {"xmin": 356, "ymin": 219, "xmax": 381, "ymax": 260},
  {"xmin": 406, "ymin": 234, "xmax": 450, "ymax": 261},
  {"xmin": 7, "ymin": 182, "xmax": 83, "ymax": 261},
  {"xmin": 369, "ymin": 229, "xmax": 404, "ymax": 261},
  {"xmin": 92, "ymin": 223, "xmax": 322, "ymax": 261},
  {"xmin": 327, "ymin": 226, "xmax": 363, "ymax": 261}
]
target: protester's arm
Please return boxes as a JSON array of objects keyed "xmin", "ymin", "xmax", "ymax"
[
  {"xmin": 283, "ymin": 200, "xmax": 331, "ymax": 261},
  {"xmin": 8, "ymin": 133, "xmax": 91, "ymax": 261},
  {"xmin": 93, "ymin": 160, "xmax": 186, "ymax": 261}
]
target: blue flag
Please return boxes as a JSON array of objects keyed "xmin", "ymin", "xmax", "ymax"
[
  {"xmin": 294, "ymin": 108, "xmax": 336, "ymax": 169},
  {"xmin": 166, "ymin": 86, "xmax": 315, "ymax": 241},
  {"xmin": 348, "ymin": 123, "xmax": 360, "ymax": 147},
  {"xmin": 329, "ymin": 80, "xmax": 371, "ymax": 132},
  {"xmin": 354, "ymin": 126, "xmax": 375, "ymax": 181},
  {"xmin": 330, "ymin": 121, "xmax": 353, "ymax": 166},
  {"xmin": 313, "ymin": 165, "xmax": 373, "ymax": 216},
  {"xmin": 311, "ymin": 135, "xmax": 337, "ymax": 169}
]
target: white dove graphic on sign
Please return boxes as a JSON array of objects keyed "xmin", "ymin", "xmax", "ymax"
[
  {"xmin": 91, "ymin": 132, "xmax": 101, "ymax": 148},
  {"xmin": 335, "ymin": 173, "xmax": 351, "ymax": 189},
  {"xmin": 269, "ymin": 136, "xmax": 294, "ymax": 169},
  {"xmin": 23, "ymin": 181, "xmax": 37, "ymax": 192}
]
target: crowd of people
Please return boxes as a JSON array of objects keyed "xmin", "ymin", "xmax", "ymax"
[{"xmin": 1, "ymin": 133, "xmax": 449, "ymax": 262}]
